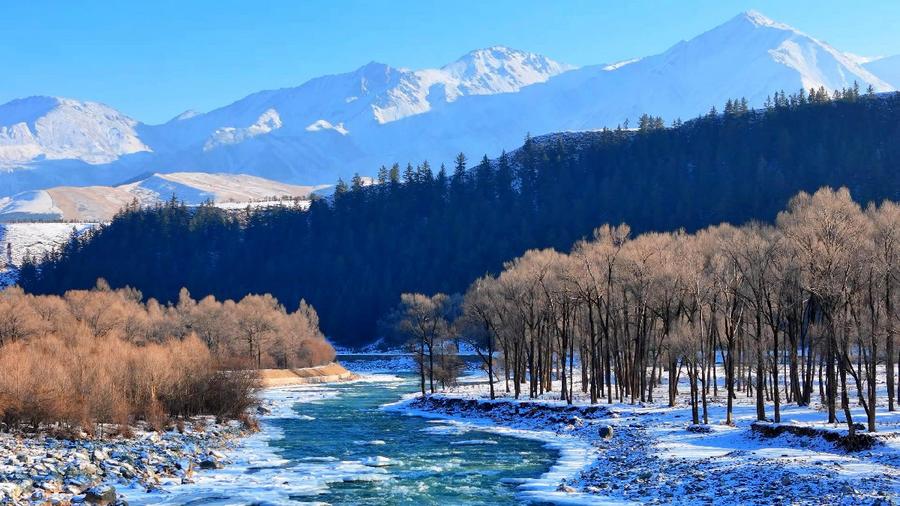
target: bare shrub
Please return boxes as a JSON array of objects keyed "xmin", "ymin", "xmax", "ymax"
[{"xmin": 0, "ymin": 282, "xmax": 330, "ymax": 434}]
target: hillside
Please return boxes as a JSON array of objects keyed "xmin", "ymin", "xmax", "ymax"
[
  {"xmin": 20, "ymin": 92, "xmax": 900, "ymax": 345},
  {"xmin": 0, "ymin": 172, "xmax": 324, "ymax": 222},
  {"xmin": 0, "ymin": 11, "xmax": 896, "ymax": 196}
]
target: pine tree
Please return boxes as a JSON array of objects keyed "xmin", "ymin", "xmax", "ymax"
[
  {"xmin": 389, "ymin": 163, "xmax": 401, "ymax": 185},
  {"xmin": 351, "ymin": 173, "xmax": 364, "ymax": 191},
  {"xmin": 454, "ymin": 152, "xmax": 467, "ymax": 175},
  {"xmin": 334, "ymin": 178, "xmax": 348, "ymax": 196}
]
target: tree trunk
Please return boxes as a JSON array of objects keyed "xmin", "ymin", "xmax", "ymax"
[
  {"xmin": 887, "ymin": 278, "xmax": 895, "ymax": 412},
  {"xmin": 419, "ymin": 338, "xmax": 426, "ymax": 396}
]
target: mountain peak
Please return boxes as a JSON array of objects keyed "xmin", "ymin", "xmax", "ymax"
[
  {"xmin": 438, "ymin": 46, "xmax": 574, "ymax": 96},
  {"xmin": 0, "ymin": 95, "xmax": 149, "ymax": 168},
  {"xmin": 458, "ymin": 45, "xmax": 519, "ymax": 59},
  {"xmin": 715, "ymin": 10, "xmax": 797, "ymax": 33},
  {"xmin": 447, "ymin": 45, "xmax": 572, "ymax": 70},
  {"xmin": 740, "ymin": 10, "xmax": 779, "ymax": 27},
  {"xmin": 355, "ymin": 61, "xmax": 394, "ymax": 76}
]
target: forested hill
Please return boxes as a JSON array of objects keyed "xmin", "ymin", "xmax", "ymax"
[{"xmin": 20, "ymin": 91, "xmax": 900, "ymax": 345}]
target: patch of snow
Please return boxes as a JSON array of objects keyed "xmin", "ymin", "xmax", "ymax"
[
  {"xmin": 602, "ymin": 58, "xmax": 641, "ymax": 71},
  {"xmin": 203, "ymin": 108, "xmax": 282, "ymax": 151},
  {"xmin": 0, "ymin": 222, "xmax": 95, "ymax": 285},
  {"xmin": 359, "ymin": 455, "xmax": 394, "ymax": 467},
  {"xmin": 0, "ymin": 190, "xmax": 62, "ymax": 220},
  {"xmin": 305, "ymin": 119, "xmax": 349, "ymax": 135},
  {"xmin": 449, "ymin": 439, "xmax": 498, "ymax": 446}
]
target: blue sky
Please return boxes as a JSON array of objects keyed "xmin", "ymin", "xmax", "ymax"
[{"xmin": 3, "ymin": 0, "xmax": 899, "ymax": 124}]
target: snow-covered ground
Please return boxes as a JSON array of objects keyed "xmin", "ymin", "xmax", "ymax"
[
  {"xmin": 401, "ymin": 372, "xmax": 900, "ymax": 504},
  {"xmin": 0, "ymin": 417, "xmax": 251, "ymax": 505},
  {"xmin": 0, "ymin": 172, "xmax": 322, "ymax": 222},
  {"xmin": 339, "ymin": 353, "xmax": 417, "ymax": 373},
  {"xmin": 338, "ymin": 350, "xmax": 485, "ymax": 375},
  {"xmin": 0, "ymin": 221, "xmax": 95, "ymax": 286}
]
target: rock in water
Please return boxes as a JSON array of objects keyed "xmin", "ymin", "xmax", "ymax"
[
  {"xmin": 198, "ymin": 458, "xmax": 222, "ymax": 470},
  {"xmin": 598, "ymin": 426, "xmax": 614, "ymax": 439}
]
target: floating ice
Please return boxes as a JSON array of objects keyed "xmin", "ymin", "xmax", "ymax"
[{"xmin": 450, "ymin": 439, "xmax": 499, "ymax": 446}]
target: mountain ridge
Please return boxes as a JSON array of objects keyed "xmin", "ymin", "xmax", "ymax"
[
  {"xmin": 0, "ymin": 11, "xmax": 896, "ymax": 196},
  {"xmin": 0, "ymin": 172, "xmax": 324, "ymax": 222}
]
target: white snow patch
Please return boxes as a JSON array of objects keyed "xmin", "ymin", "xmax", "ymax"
[
  {"xmin": 449, "ymin": 439, "xmax": 498, "ymax": 446},
  {"xmin": 203, "ymin": 109, "xmax": 282, "ymax": 151},
  {"xmin": 305, "ymin": 119, "xmax": 349, "ymax": 135}
]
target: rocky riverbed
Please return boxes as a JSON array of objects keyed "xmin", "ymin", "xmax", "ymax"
[{"xmin": 0, "ymin": 417, "xmax": 254, "ymax": 505}]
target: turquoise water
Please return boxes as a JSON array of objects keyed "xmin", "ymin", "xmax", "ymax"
[
  {"xmin": 126, "ymin": 373, "xmax": 560, "ymax": 505},
  {"xmin": 271, "ymin": 375, "xmax": 558, "ymax": 505}
]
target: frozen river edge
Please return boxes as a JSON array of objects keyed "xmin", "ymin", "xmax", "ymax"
[{"xmin": 384, "ymin": 394, "xmax": 605, "ymax": 505}]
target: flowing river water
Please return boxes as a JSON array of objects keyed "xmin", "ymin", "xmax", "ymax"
[{"xmin": 130, "ymin": 371, "xmax": 562, "ymax": 505}]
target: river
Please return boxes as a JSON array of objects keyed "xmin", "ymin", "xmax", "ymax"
[{"xmin": 129, "ymin": 372, "xmax": 561, "ymax": 505}]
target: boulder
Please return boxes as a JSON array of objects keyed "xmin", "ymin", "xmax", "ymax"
[
  {"xmin": 198, "ymin": 458, "xmax": 222, "ymax": 470},
  {"xmin": 84, "ymin": 486, "xmax": 117, "ymax": 505},
  {"xmin": 598, "ymin": 426, "xmax": 614, "ymax": 440}
]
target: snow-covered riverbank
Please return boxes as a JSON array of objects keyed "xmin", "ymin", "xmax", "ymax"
[
  {"xmin": 404, "ymin": 376, "xmax": 900, "ymax": 505},
  {"xmin": 385, "ymin": 394, "xmax": 603, "ymax": 504},
  {"xmin": 0, "ymin": 368, "xmax": 365, "ymax": 505},
  {"xmin": 0, "ymin": 418, "xmax": 251, "ymax": 505}
]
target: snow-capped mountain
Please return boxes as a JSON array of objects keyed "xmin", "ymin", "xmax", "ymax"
[
  {"xmin": 525, "ymin": 9, "xmax": 892, "ymax": 130},
  {"xmin": 0, "ymin": 96, "xmax": 149, "ymax": 168},
  {"xmin": 0, "ymin": 11, "xmax": 897, "ymax": 197},
  {"xmin": 140, "ymin": 46, "xmax": 571, "ymax": 150}
]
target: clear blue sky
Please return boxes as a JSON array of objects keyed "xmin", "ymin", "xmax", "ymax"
[{"xmin": 3, "ymin": 0, "xmax": 898, "ymax": 124}]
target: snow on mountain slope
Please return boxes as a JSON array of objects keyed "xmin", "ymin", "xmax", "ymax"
[
  {"xmin": 122, "ymin": 172, "xmax": 324, "ymax": 204},
  {"xmin": 557, "ymin": 10, "xmax": 892, "ymax": 126},
  {"xmin": 865, "ymin": 55, "xmax": 900, "ymax": 88},
  {"xmin": 371, "ymin": 46, "xmax": 573, "ymax": 123},
  {"xmin": 0, "ymin": 11, "xmax": 897, "ymax": 194},
  {"xmin": 203, "ymin": 109, "xmax": 283, "ymax": 151},
  {"xmin": 0, "ymin": 97, "xmax": 149, "ymax": 168},
  {"xmin": 0, "ymin": 173, "xmax": 325, "ymax": 222},
  {"xmin": 442, "ymin": 46, "xmax": 575, "ymax": 96},
  {"xmin": 141, "ymin": 47, "xmax": 572, "ymax": 154},
  {"xmin": 520, "ymin": 10, "xmax": 891, "ymax": 130},
  {"xmin": 0, "ymin": 190, "xmax": 63, "ymax": 221},
  {"xmin": 314, "ymin": 10, "xmax": 897, "ymax": 171}
]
